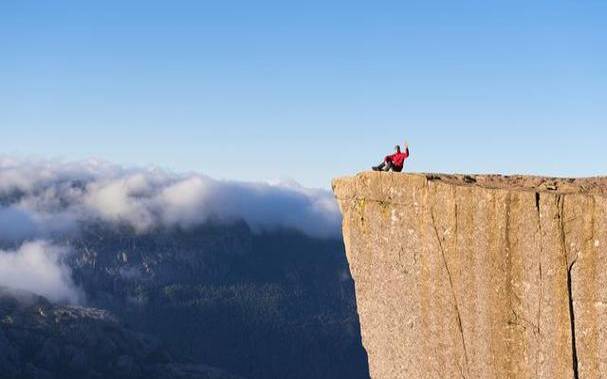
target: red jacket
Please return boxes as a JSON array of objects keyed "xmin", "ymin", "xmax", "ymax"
[{"xmin": 385, "ymin": 147, "xmax": 410, "ymax": 169}]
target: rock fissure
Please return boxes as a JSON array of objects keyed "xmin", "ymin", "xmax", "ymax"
[
  {"xmin": 567, "ymin": 259, "xmax": 579, "ymax": 379},
  {"xmin": 535, "ymin": 191, "xmax": 543, "ymax": 379},
  {"xmin": 429, "ymin": 201, "xmax": 470, "ymax": 378},
  {"xmin": 558, "ymin": 195, "xmax": 580, "ymax": 379}
]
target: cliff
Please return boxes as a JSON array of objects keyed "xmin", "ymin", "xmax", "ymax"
[{"xmin": 333, "ymin": 172, "xmax": 607, "ymax": 379}]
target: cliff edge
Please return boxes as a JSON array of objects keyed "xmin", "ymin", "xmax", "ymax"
[{"xmin": 333, "ymin": 172, "xmax": 607, "ymax": 379}]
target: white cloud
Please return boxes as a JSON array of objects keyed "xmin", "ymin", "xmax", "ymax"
[
  {"xmin": 0, "ymin": 241, "xmax": 83, "ymax": 304},
  {"xmin": 0, "ymin": 157, "xmax": 341, "ymax": 239}
]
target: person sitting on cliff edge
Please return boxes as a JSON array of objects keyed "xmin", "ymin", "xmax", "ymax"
[{"xmin": 372, "ymin": 142, "xmax": 410, "ymax": 172}]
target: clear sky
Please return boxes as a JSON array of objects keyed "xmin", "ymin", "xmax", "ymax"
[{"xmin": 1, "ymin": 1, "xmax": 606, "ymax": 188}]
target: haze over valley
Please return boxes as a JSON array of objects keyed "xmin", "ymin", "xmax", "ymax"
[{"xmin": 0, "ymin": 158, "xmax": 368, "ymax": 379}]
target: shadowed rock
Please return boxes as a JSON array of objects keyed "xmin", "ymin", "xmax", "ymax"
[{"xmin": 0, "ymin": 287, "xmax": 241, "ymax": 379}]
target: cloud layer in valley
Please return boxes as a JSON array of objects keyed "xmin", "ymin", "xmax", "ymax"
[
  {"xmin": 0, "ymin": 241, "xmax": 82, "ymax": 304},
  {"xmin": 0, "ymin": 157, "xmax": 343, "ymax": 303},
  {"xmin": 0, "ymin": 157, "xmax": 341, "ymax": 240}
]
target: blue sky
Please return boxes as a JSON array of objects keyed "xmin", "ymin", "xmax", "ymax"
[{"xmin": 1, "ymin": 1, "xmax": 605, "ymax": 188}]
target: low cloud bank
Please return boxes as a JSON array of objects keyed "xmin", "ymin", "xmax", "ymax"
[
  {"xmin": 0, "ymin": 158, "xmax": 342, "ymax": 303},
  {"xmin": 0, "ymin": 157, "xmax": 341, "ymax": 239},
  {"xmin": 0, "ymin": 241, "xmax": 82, "ymax": 304}
]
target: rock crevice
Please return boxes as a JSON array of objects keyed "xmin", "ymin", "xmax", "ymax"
[{"xmin": 333, "ymin": 172, "xmax": 607, "ymax": 379}]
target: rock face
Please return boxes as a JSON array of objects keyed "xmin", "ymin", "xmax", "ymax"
[{"xmin": 333, "ymin": 172, "xmax": 607, "ymax": 379}]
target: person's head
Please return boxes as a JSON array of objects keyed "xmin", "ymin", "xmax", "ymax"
[{"xmin": 395, "ymin": 145, "xmax": 401, "ymax": 152}]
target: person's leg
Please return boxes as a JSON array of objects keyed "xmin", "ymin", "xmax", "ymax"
[
  {"xmin": 372, "ymin": 161, "xmax": 386, "ymax": 171},
  {"xmin": 383, "ymin": 161, "xmax": 394, "ymax": 171}
]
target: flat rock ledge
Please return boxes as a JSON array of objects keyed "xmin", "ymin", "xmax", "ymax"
[{"xmin": 333, "ymin": 171, "xmax": 607, "ymax": 379}]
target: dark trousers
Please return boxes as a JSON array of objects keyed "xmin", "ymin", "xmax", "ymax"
[{"xmin": 375, "ymin": 161, "xmax": 403, "ymax": 172}]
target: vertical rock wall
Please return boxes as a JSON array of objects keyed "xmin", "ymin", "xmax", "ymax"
[{"xmin": 333, "ymin": 172, "xmax": 607, "ymax": 379}]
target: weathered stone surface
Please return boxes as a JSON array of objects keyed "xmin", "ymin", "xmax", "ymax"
[{"xmin": 333, "ymin": 172, "xmax": 607, "ymax": 379}]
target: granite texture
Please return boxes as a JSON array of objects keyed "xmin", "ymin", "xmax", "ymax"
[{"xmin": 333, "ymin": 172, "xmax": 607, "ymax": 379}]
